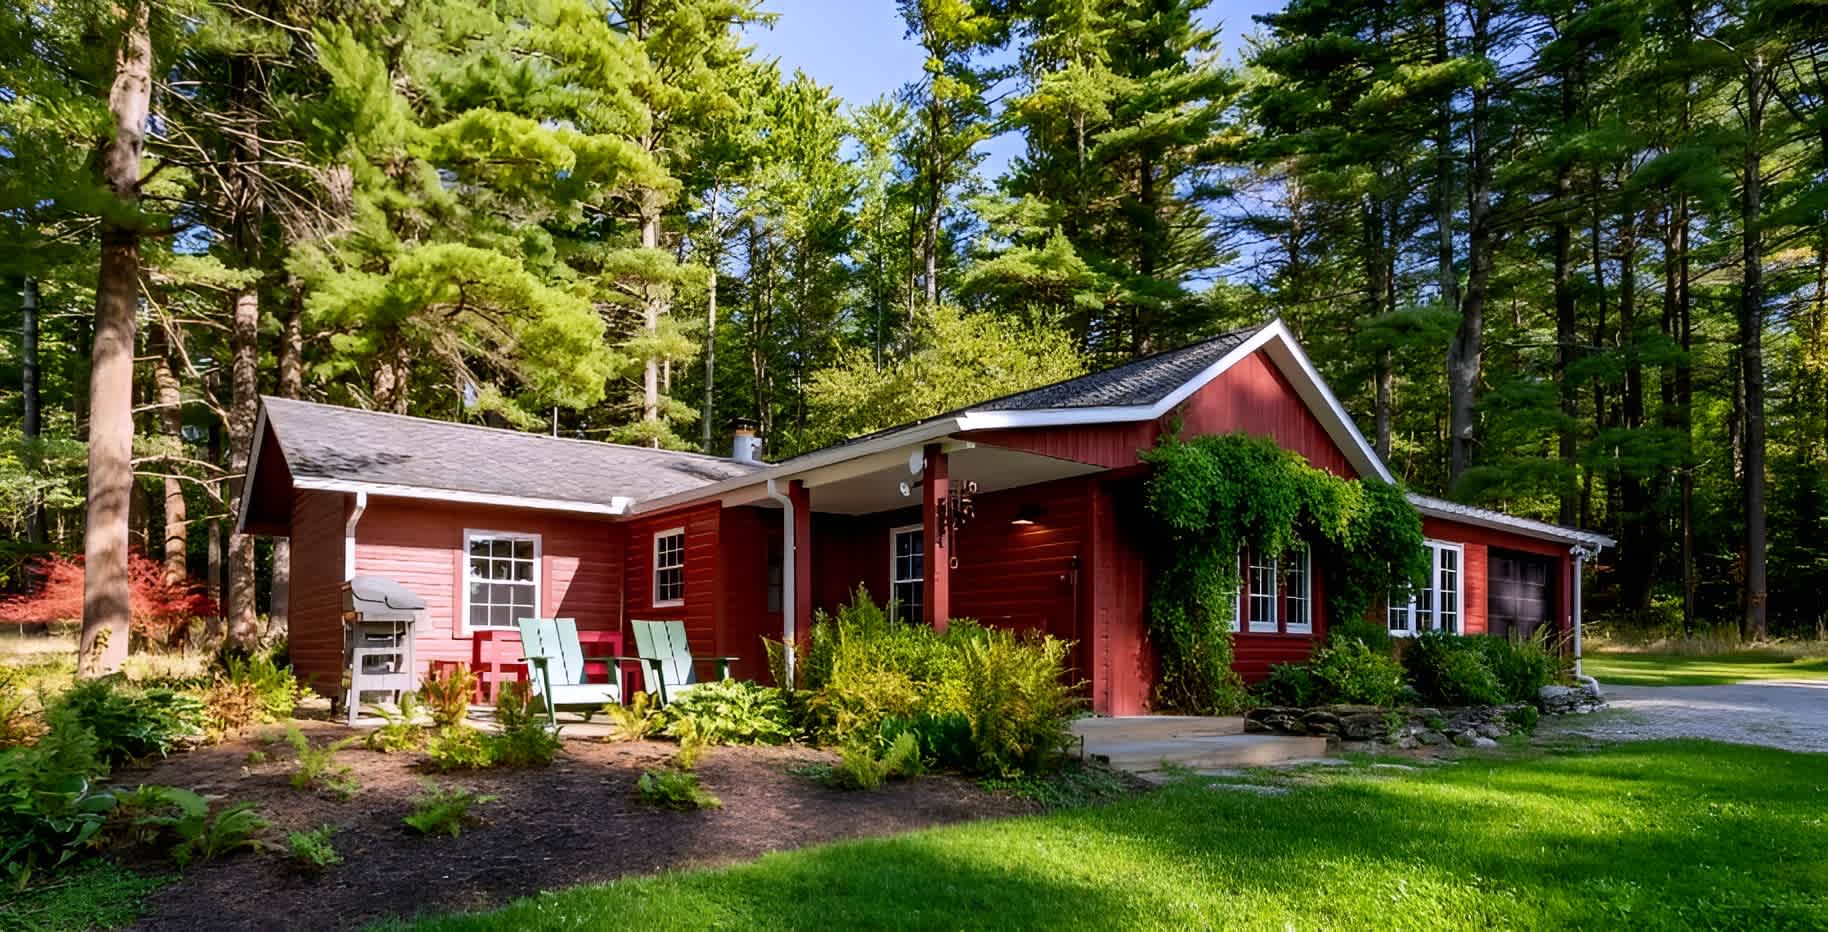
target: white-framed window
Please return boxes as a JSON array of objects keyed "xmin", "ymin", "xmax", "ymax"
[
  {"xmin": 1246, "ymin": 548, "xmax": 1279, "ymax": 633},
  {"xmin": 1390, "ymin": 540, "xmax": 1464, "ymax": 636},
  {"xmin": 890, "ymin": 524, "xmax": 923, "ymax": 624},
  {"xmin": 462, "ymin": 530, "xmax": 540, "ymax": 634},
  {"xmin": 1284, "ymin": 543, "xmax": 1312, "ymax": 635},
  {"xmin": 653, "ymin": 528, "xmax": 685, "ymax": 606}
]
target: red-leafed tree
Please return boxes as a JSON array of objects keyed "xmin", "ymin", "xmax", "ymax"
[{"xmin": 0, "ymin": 552, "xmax": 217, "ymax": 645}]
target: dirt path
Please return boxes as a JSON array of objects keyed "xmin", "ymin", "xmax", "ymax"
[
  {"xmin": 120, "ymin": 725, "xmax": 1037, "ymax": 931},
  {"xmin": 1547, "ymin": 680, "xmax": 1828, "ymax": 754}
]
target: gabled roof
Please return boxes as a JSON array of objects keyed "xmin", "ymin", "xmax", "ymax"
[
  {"xmin": 240, "ymin": 398, "xmax": 764, "ymax": 528},
  {"xmin": 1407, "ymin": 493, "xmax": 1614, "ymax": 550},
  {"xmin": 973, "ymin": 327, "xmax": 1256, "ymax": 411}
]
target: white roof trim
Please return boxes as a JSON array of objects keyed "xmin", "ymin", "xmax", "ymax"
[
  {"xmin": 1408, "ymin": 493, "xmax": 1614, "ymax": 550},
  {"xmin": 233, "ymin": 405, "xmax": 271, "ymax": 534},
  {"xmin": 291, "ymin": 476, "xmax": 634, "ymax": 517}
]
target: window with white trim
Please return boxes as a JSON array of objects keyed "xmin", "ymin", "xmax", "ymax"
[
  {"xmin": 653, "ymin": 528, "xmax": 685, "ymax": 605},
  {"xmin": 1284, "ymin": 543, "xmax": 1312, "ymax": 634},
  {"xmin": 464, "ymin": 531, "xmax": 539, "ymax": 632},
  {"xmin": 891, "ymin": 525, "xmax": 923, "ymax": 624},
  {"xmin": 1246, "ymin": 548, "xmax": 1278, "ymax": 633},
  {"xmin": 1389, "ymin": 540, "xmax": 1464, "ymax": 636}
]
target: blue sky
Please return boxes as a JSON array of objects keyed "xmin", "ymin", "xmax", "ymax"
[{"xmin": 743, "ymin": 0, "xmax": 1286, "ymax": 179}]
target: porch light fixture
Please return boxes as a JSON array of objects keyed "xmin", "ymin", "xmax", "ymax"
[{"xmin": 1011, "ymin": 503, "xmax": 1046, "ymax": 526}]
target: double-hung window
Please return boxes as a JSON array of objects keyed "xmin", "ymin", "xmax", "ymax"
[
  {"xmin": 1246, "ymin": 549, "xmax": 1279, "ymax": 633},
  {"xmin": 653, "ymin": 528, "xmax": 686, "ymax": 606},
  {"xmin": 1283, "ymin": 543, "xmax": 1312, "ymax": 635},
  {"xmin": 463, "ymin": 531, "xmax": 539, "ymax": 633},
  {"xmin": 1389, "ymin": 540, "xmax": 1463, "ymax": 636},
  {"xmin": 890, "ymin": 525, "xmax": 923, "ymax": 624}
]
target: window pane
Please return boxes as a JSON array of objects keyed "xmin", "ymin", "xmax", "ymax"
[
  {"xmin": 510, "ymin": 604, "xmax": 534, "ymax": 622},
  {"xmin": 511, "ymin": 585, "xmax": 533, "ymax": 607},
  {"xmin": 491, "ymin": 560, "xmax": 511, "ymax": 580},
  {"xmin": 469, "ymin": 558, "xmax": 489, "ymax": 580},
  {"xmin": 490, "ymin": 605, "xmax": 511, "ymax": 627},
  {"xmin": 514, "ymin": 559, "xmax": 534, "ymax": 582},
  {"xmin": 491, "ymin": 539, "xmax": 511, "ymax": 558},
  {"xmin": 513, "ymin": 539, "xmax": 534, "ymax": 560},
  {"xmin": 469, "ymin": 605, "xmax": 489, "ymax": 626},
  {"xmin": 470, "ymin": 539, "xmax": 491, "ymax": 557},
  {"xmin": 468, "ymin": 582, "xmax": 487, "ymax": 604}
]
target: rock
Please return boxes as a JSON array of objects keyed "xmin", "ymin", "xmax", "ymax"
[
  {"xmin": 1539, "ymin": 682, "xmax": 1606, "ymax": 715},
  {"xmin": 1476, "ymin": 723, "xmax": 1507, "ymax": 739},
  {"xmin": 1451, "ymin": 731, "xmax": 1479, "ymax": 748},
  {"xmin": 1396, "ymin": 736, "xmax": 1420, "ymax": 750},
  {"xmin": 1470, "ymin": 736, "xmax": 1500, "ymax": 749},
  {"xmin": 1300, "ymin": 709, "xmax": 1342, "ymax": 736},
  {"xmin": 1340, "ymin": 712, "xmax": 1388, "ymax": 741},
  {"xmin": 1417, "ymin": 731, "xmax": 1447, "ymax": 747},
  {"xmin": 1245, "ymin": 706, "xmax": 1306, "ymax": 734}
]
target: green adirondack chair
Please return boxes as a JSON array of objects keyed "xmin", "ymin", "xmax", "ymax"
[
  {"xmin": 629, "ymin": 619, "xmax": 735, "ymax": 705},
  {"xmin": 517, "ymin": 617, "xmax": 624, "ymax": 727}
]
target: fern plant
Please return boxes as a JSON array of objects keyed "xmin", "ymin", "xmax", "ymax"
[
  {"xmin": 284, "ymin": 727, "xmax": 360, "ymax": 800},
  {"xmin": 418, "ymin": 666, "xmax": 477, "ymax": 728},
  {"xmin": 285, "ymin": 824, "xmax": 341, "ymax": 873},
  {"xmin": 601, "ymin": 691, "xmax": 662, "ymax": 742},
  {"xmin": 364, "ymin": 693, "xmax": 429, "ymax": 753},
  {"xmin": 635, "ymin": 769, "xmax": 721, "ymax": 810},
  {"xmin": 403, "ymin": 781, "xmax": 497, "ymax": 838},
  {"xmin": 115, "ymin": 786, "xmax": 271, "ymax": 866}
]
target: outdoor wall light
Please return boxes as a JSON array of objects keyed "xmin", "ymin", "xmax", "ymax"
[{"xmin": 1011, "ymin": 503, "xmax": 1046, "ymax": 526}]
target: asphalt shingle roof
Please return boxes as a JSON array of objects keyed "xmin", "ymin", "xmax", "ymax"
[
  {"xmin": 260, "ymin": 397, "xmax": 765, "ymax": 507},
  {"xmin": 971, "ymin": 325, "xmax": 1259, "ymax": 411}
]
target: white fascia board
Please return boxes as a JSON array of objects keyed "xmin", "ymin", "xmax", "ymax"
[
  {"xmin": 291, "ymin": 476, "xmax": 632, "ymax": 517},
  {"xmin": 627, "ymin": 417, "xmax": 964, "ymax": 514},
  {"xmin": 233, "ymin": 404, "xmax": 271, "ymax": 534},
  {"xmin": 1255, "ymin": 321, "xmax": 1396, "ymax": 483},
  {"xmin": 1408, "ymin": 494, "xmax": 1615, "ymax": 550}
]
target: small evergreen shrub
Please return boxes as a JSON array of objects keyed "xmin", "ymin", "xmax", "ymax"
[
  {"xmin": 832, "ymin": 732, "xmax": 925, "ymax": 791},
  {"xmin": 285, "ymin": 825, "xmax": 341, "ymax": 873},
  {"xmin": 423, "ymin": 725, "xmax": 495, "ymax": 771},
  {"xmin": 364, "ymin": 693, "xmax": 429, "ymax": 753},
  {"xmin": 879, "ymin": 712, "xmax": 975, "ymax": 771},
  {"xmin": 216, "ymin": 650, "xmax": 303, "ymax": 723},
  {"xmin": 601, "ymin": 691, "xmax": 662, "ymax": 742},
  {"xmin": 491, "ymin": 719, "xmax": 561, "ymax": 768},
  {"xmin": 636, "ymin": 768, "xmax": 721, "ymax": 810},
  {"xmin": 283, "ymin": 727, "xmax": 360, "ymax": 800},
  {"xmin": 1327, "ymin": 618, "xmax": 1394, "ymax": 655},
  {"xmin": 660, "ymin": 680, "xmax": 793, "ymax": 745},
  {"xmin": 417, "ymin": 666, "xmax": 477, "ymax": 728},
  {"xmin": 1259, "ymin": 662, "xmax": 1319, "ymax": 707},
  {"xmin": 403, "ymin": 781, "xmax": 496, "ymax": 837},
  {"xmin": 1309, "ymin": 639, "xmax": 1405, "ymax": 706},
  {"xmin": 956, "ymin": 629, "xmax": 1078, "ymax": 777},
  {"xmin": 1404, "ymin": 630, "xmax": 1504, "ymax": 706}
]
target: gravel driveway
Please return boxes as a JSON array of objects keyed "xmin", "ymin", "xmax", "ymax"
[{"xmin": 1551, "ymin": 680, "xmax": 1828, "ymax": 754}]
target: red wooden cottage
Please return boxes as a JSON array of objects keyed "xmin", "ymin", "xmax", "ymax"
[{"xmin": 238, "ymin": 320, "xmax": 1612, "ymax": 714}]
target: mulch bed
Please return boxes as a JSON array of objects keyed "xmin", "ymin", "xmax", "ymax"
[{"xmin": 114, "ymin": 722, "xmax": 1041, "ymax": 931}]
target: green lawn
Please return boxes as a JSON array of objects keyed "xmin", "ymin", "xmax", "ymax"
[
  {"xmin": 396, "ymin": 741, "xmax": 1828, "ymax": 930},
  {"xmin": 1585, "ymin": 649, "xmax": 1828, "ymax": 687}
]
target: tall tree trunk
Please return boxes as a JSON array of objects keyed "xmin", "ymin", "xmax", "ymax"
[
  {"xmin": 150, "ymin": 318, "xmax": 187, "ymax": 585},
  {"xmin": 1553, "ymin": 59, "xmax": 1580, "ymax": 527},
  {"xmin": 1446, "ymin": 1, "xmax": 1493, "ymax": 483},
  {"xmin": 1617, "ymin": 201, "xmax": 1654, "ymax": 612},
  {"xmin": 922, "ymin": 99, "xmax": 942, "ymax": 313},
  {"xmin": 641, "ymin": 200, "xmax": 662, "ymax": 430},
  {"xmin": 21, "ymin": 277, "xmax": 45, "ymax": 545},
  {"xmin": 225, "ymin": 52, "xmax": 265, "ymax": 652},
  {"xmin": 1739, "ymin": 53, "xmax": 1769, "ymax": 641},
  {"xmin": 701, "ymin": 181, "xmax": 722, "ymax": 454},
  {"xmin": 1365, "ymin": 190, "xmax": 1393, "ymax": 459},
  {"xmin": 270, "ymin": 288, "xmax": 303, "ymax": 640},
  {"xmin": 80, "ymin": 0, "xmax": 151, "ymax": 677},
  {"xmin": 1433, "ymin": 0, "xmax": 1457, "ymax": 314}
]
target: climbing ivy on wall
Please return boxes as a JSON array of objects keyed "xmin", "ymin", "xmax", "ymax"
[{"xmin": 1141, "ymin": 432, "xmax": 1430, "ymax": 713}]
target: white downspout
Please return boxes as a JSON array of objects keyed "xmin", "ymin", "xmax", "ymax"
[
  {"xmin": 764, "ymin": 479, "xmax": 796, "ymax": 686},
  {"xmin": 344, "ymin": 490, "xmax": 368, "ymax": 581},
  {"xmin": 1570, "ymin": 544, "xmax": 1592, "ymax": 678}
]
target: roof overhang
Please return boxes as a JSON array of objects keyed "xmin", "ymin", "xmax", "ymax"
[{"xmin": 1408, "ymin": 493, "xmax": 1614, "ymax": 551}]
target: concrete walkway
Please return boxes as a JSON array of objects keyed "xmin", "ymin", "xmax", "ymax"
[
  {"xmin": 1551, "ymin": 680, "xmax": 1828, "ymax": 754},
  {"xmin": 1071, "ymin": 716, "xmax": 1329, "ymax": 781}
]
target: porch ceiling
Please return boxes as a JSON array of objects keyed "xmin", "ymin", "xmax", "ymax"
[{"xmin": 793, "ymin": 443, "xmax": 1103, "ymax": 516}]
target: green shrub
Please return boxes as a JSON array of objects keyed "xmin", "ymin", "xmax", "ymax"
[
  {"xmin": 1404, "ymin": 630, "xmax": 1504, "ymax": 706},
  {"xmin": 880, "ymin": 712, "xmax": 975, "ymax": 771},
  {"xmin": 217, "ymin": 650, "xmax": 303, "ymax": 723},
  {"xmin": 0, "ymin": 706, "xmax": 112, "ymax": 888},
  {"xmin": 1309, "ymin": 639, "xmax": 1405, "ymax": 706},
  {"xmin": 108, "ymin": 785, "xmax": 268, "ymax": 866},
  {"xmin": 365, "ymin": 693, "xmax": 429, "ymax": 753},
  {"xmin": 636, "ymin": 768, "xmax": 721, "ymax": 810},
  {"xmin": 1259, "ymin": 662, "xmax": 1318, "ymax": 706},
  {"xmin": 423, "ymin": 725, "xmax": 495, "ymax": 771},
  {"xmin": 283, "ymin": 727, "xmax": 360, "ymax": 800},
  {"xmin": 48, "ymin": 678, "xmax": 202, "ymax": 765},
  {"xmin": 955, "ymin": 629, "xmax": 1078, "ymax": 777},
  {"xmin": 285, "ymin": 824, "xmax": 341, "ymax": 873},
  {"xmin": 491, "ymin": 720, "xmax": 561, "ymax": 768},
  {"xmin": 601, "ymin": 691, "xmax": 662, "ymax": 743},
  {"xmin": 832, "ymin": 731, "xmax": 925, "ymax": 790},
  {"xmin": 1473, "ymin": 635, "xmax": 1557, "ymax": 703},
  {"xmin": 200, "ymin": 678, "xmax": 266, "ymax": 740},
  {"xmin": 1505, "ymin": 704, "xmax": 1541, "ymax": 734},
  {"xmin": 1328, "ymin": 618, "xmax": 1395, "ymax": 655},
  {"xmin": 418, "ymin": 666, "xmax": 477, "ymax": 728},
  {"xmin": 403, "ymin": 781, "xmax": 496, "ymax": 837},
  {"xmin": 660, "ymin": 680, "xmax": 793, "ymax": 745}
]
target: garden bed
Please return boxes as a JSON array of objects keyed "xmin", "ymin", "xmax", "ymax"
[{"xmin": 115, "ymin": 724, "xmax": 1041, "ymax": 931}]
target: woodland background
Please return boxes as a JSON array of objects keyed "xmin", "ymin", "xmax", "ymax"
[{"xmin": 3, "ymin": 0, "xmax": 1826, "ymax": 668}]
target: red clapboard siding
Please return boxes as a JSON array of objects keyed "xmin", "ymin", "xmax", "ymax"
[
  {"xmin": 350, "ymin": 499, "xmax": 623, "ymax": 680},
  {"xmin": 717, "ymin": 506, "xmax": 781, "ymax": 682},
  {"xmin": 952, "ymin": 477, "xmax": 1089, "ymax": 649},
  {"xmin": 622, "ymin": 504, "xmax": 721, "ymax": 669},
  {"xmin": 961, "ymin": 349, "xmax": 1359, "ymax": 479},
  {"xmin": 289, "ymin": 490, "xmax": 348, "ymax": 697},
  {"xmin": 1087, "ymin": 478, "xmax": 1152, "ymax": 715}
]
